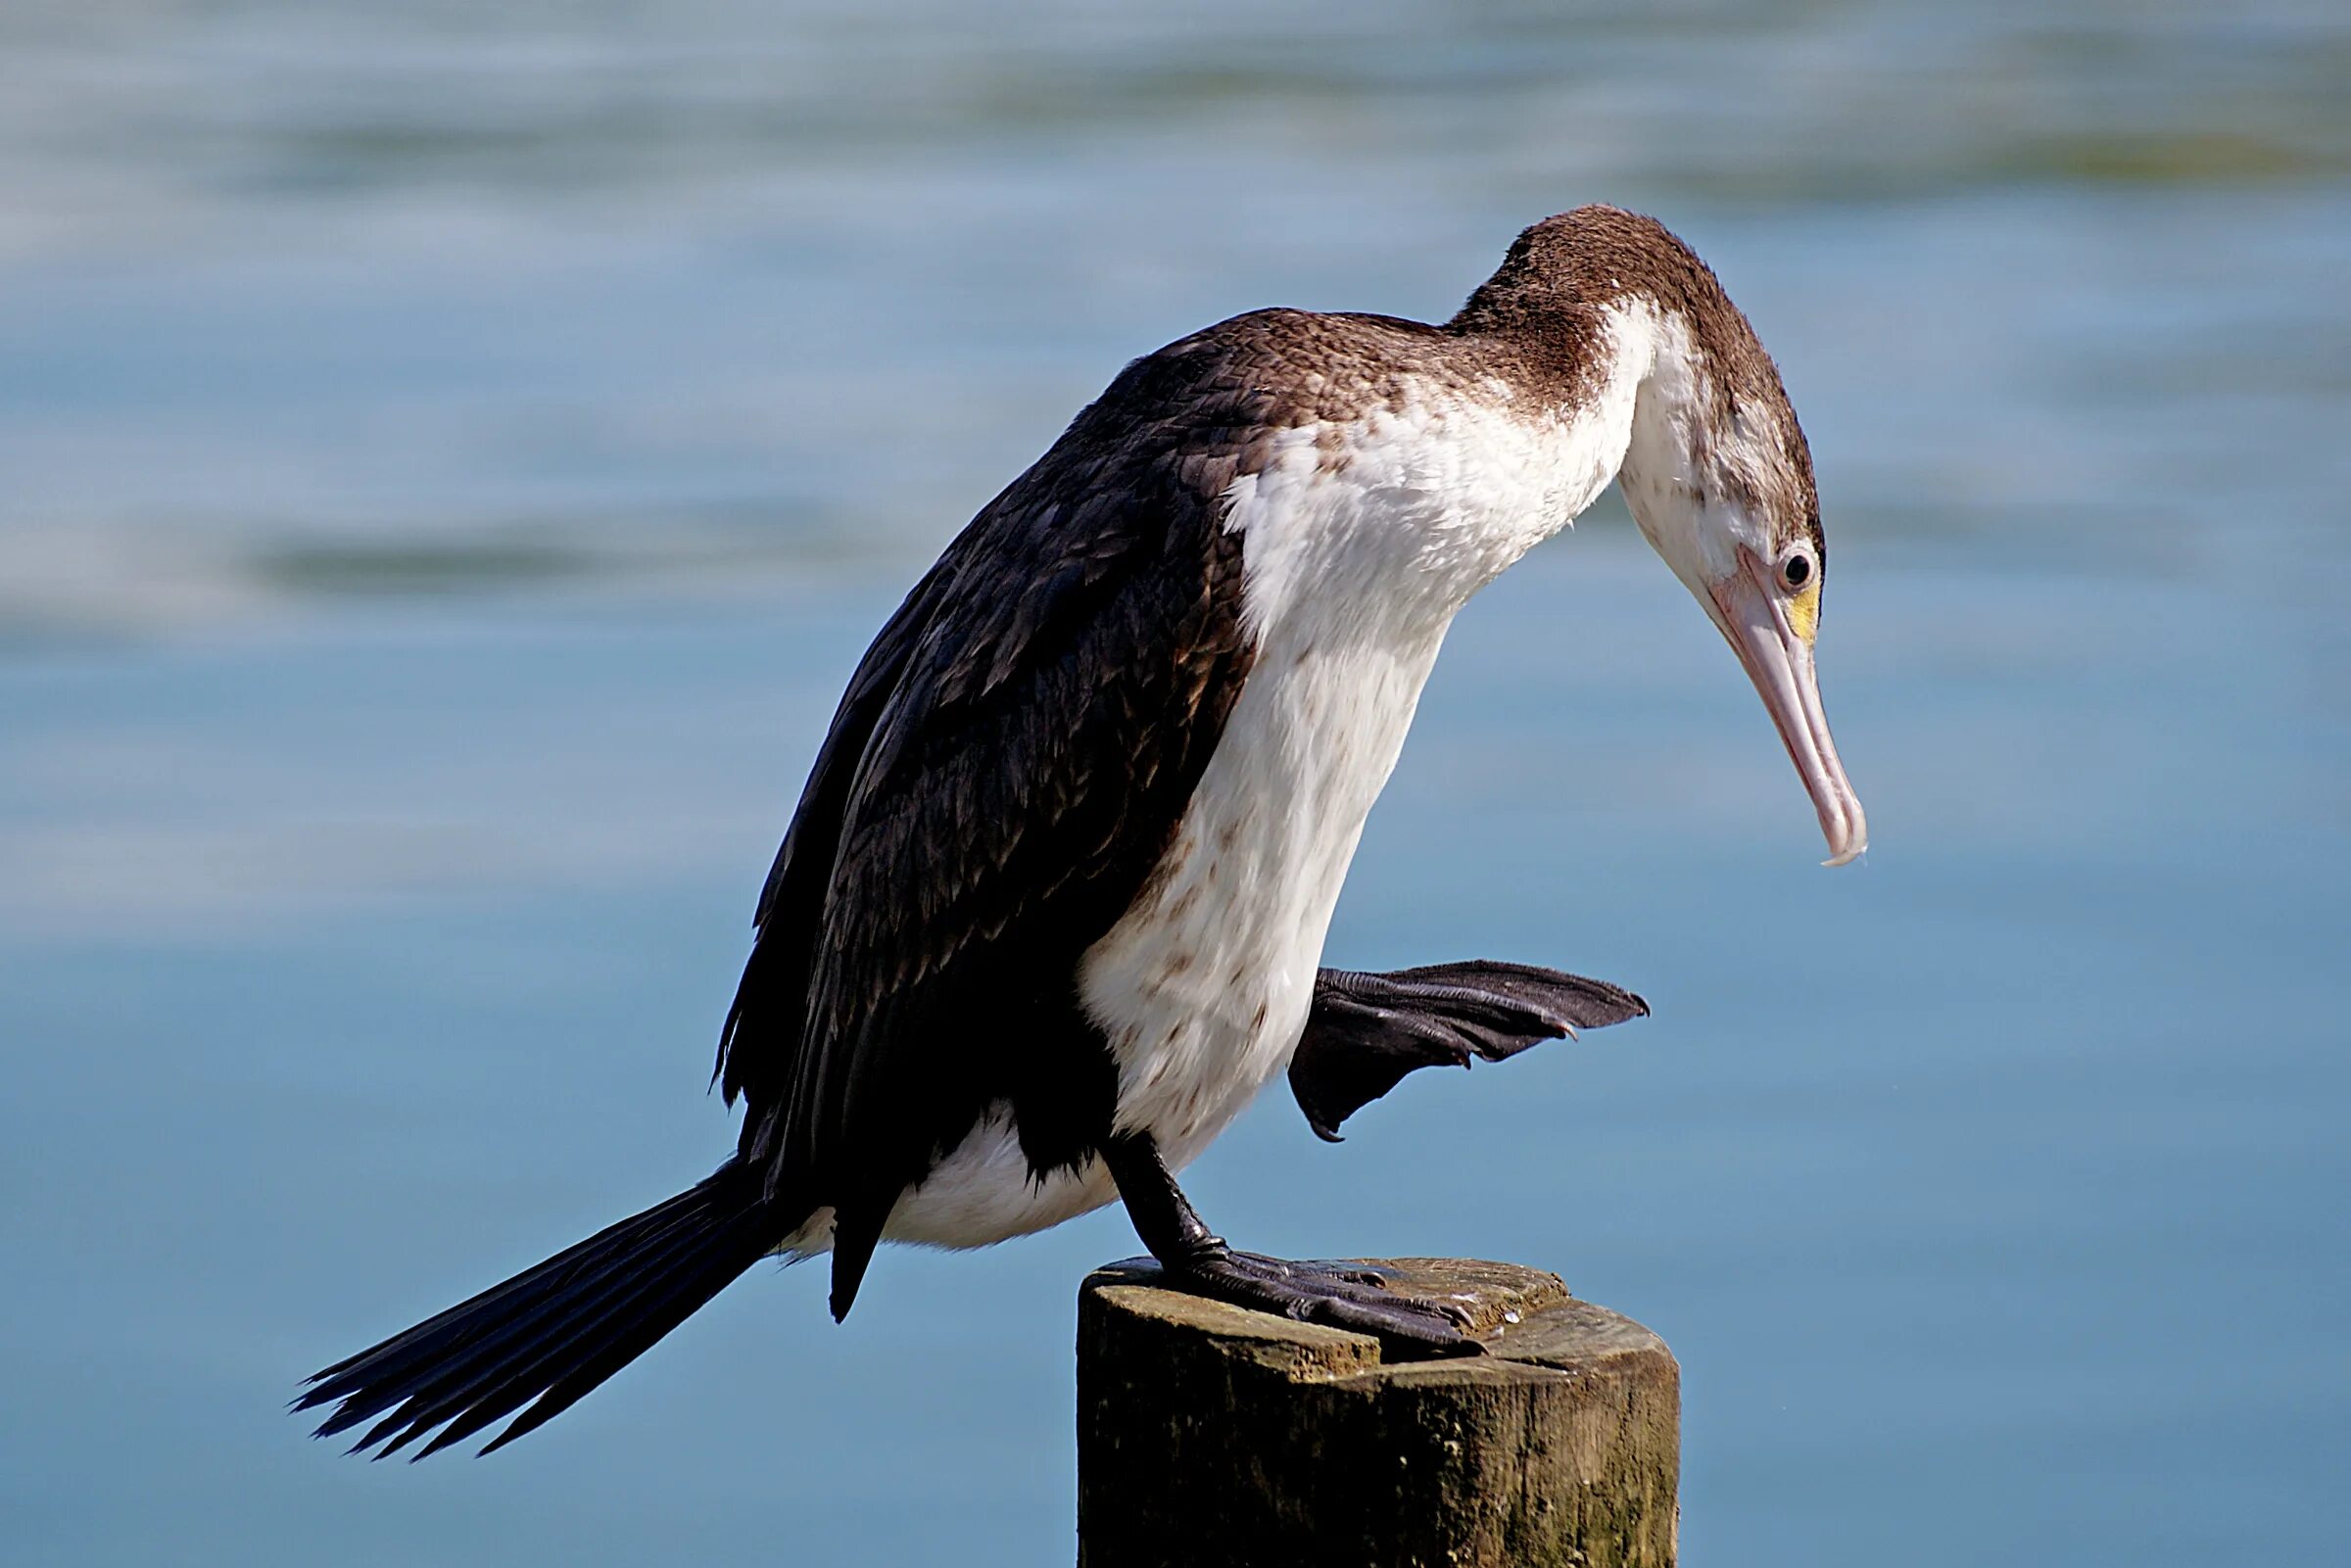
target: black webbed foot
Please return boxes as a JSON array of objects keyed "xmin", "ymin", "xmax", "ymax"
[
  {"xmin": 1099, "ymin": 1132, "xmax": 1482, "ymax": 1358},
  {"xmin": 1290, "ymin": 961, "xmax": 1649, "ymax": 1141},
  {"xmin": 1164, "ymin": 1248, "xmax": 1483, "ymax": 1355}
]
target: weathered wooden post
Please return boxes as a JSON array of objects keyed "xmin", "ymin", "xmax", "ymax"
[{"xmin": 1077, "ymin": 1258, "xmax": 1679, "ymax": 1568}]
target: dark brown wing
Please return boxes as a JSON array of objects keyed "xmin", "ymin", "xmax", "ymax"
[
  {"xmin": 717, "ymin": 329, "xmax": 1300, "ymax": 1313},
  {"xmin": 711, "ymin": 548, "xmax": 964, "ymax": 1121}
]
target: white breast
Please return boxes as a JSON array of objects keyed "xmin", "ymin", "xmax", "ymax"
[
  {"xmin": 1079, "ymin": 615, "xmax": 1446, "ymax": 1164},
  {"xmin": 1079, "ymin": 363, "xmax": 1644, "ymax": 1173},
  {"xmin": 862, "ymin": 309, "xmax": 1655, "ymax": 1254}
]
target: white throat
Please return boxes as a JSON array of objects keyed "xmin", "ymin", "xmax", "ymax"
[
  {"xmin": 1224, "ymin": 300, "xmax": 1664, "ymax": 646},
  {"xmin": 1616, "ymin": 307, "xmax": 1764, "ymax": 594}
]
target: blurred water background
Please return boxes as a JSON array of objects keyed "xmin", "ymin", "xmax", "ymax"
[{"xmin": 3, "ymin": 3, "xmax": 2347, "ymax": 1563}]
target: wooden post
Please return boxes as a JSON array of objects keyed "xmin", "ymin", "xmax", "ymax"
[{"xmin": 1077, "ymin": 1258, "xmax": 1679, "ymax": 1568}]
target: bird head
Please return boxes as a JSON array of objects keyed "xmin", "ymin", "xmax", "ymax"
[
  {"xmin": 1456, "ymin": 206, "xmax": 1868, "ymax": 865},
  {"xmin": 1614, "ymin": 295, "xmax": 1867, "ymax": 868}
]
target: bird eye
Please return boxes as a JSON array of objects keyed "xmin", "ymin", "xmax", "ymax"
[{"xmin": 1782, "ymin": 552, "xmax": 1813, "ymax": 590}]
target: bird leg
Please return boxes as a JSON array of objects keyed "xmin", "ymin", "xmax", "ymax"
[
  {"xmin": 1098, "ymin": 1133, "xmax": 1482, "ymax": 1357},
  {"xmin": 1289, "ymin": 961, "xmax": 1650, "ymax": 1141}
]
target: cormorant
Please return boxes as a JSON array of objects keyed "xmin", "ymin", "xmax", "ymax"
[{"xmin": 298, "ymin": 206, "xmax": 1865, "ymax": 1459}]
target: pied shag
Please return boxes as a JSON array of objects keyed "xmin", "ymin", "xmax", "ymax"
[{"xmin": 299, "ymin": 206, "xmax": 1866, "ymax": 1459}]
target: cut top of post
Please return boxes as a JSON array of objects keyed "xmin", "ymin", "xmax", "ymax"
[{"xmin": 1077, "ymin": 1258, "xmax": 1681, "ymax": 1568}]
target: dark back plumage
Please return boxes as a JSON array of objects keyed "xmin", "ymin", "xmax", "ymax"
[{"xmin": 714, "ymin": 325, "xmax": 1319, "ymax": 1312}]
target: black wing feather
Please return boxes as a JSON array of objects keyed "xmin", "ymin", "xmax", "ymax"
[
  {"xmin": 714, "ymin": 550, "xmax": 965, "ymax": 1115},
  {"xmin": 718, "ymin": 330, "xmax": 1296, "ymax": 1309}
]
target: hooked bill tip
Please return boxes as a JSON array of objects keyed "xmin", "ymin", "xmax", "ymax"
[{"xmin": 1817, "ymin": 800, "xmax": 1869, "ymax": 868}]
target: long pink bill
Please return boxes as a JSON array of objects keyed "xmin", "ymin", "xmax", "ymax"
[{"xmin": 1707, "ymin": 555, "xmax": 1868, "ymax": 867}]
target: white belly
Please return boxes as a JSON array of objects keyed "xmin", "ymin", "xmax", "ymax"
[{"xmin": 1079, "ymin": 625, "xmax": 1446, "ymax": 1164}]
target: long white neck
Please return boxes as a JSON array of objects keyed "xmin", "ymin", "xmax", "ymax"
[
  {"xmin": 1616, "ymin": 306, "xmax": 1754, "ymax": 595},
  {"xmin": 1224, "ymin": 300, "xmax": 1668, "ymax": 651}
]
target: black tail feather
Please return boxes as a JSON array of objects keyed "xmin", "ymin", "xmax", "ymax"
[
  {"xmin": 309, "ymin": 1201, "xmax": 724, "ymax": 1445},
  {"xmin": 297, "ymin": 1162, "xmax": 785, "ymax": 1458},
  {"xmin": 354, "ymin": 1204, "xmax": 745, "ymax": 1460}
]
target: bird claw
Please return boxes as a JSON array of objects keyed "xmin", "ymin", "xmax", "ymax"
[{"xmin": 1166, "ymin": 1249, "xmax": 1485, "ymax": 1357}]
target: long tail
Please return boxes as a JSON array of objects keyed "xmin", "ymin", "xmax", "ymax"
[{"xmin": 295, "ymin": 1161, "xmax": 785, "ymax": 1460}]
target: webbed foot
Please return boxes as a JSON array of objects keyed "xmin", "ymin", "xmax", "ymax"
[
  {"xmin": 1161, "ymin": 1246, "xmax": 1482, "ymax": 1355},
  {"xmin": 1291, "ymin": 961, "xmax": 1649, "ymax": 1141}
]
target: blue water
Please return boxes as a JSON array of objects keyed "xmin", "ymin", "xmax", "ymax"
[{"xmin": 3, "ymin": 4, "xmax": 2347, "ymax": 1564}]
